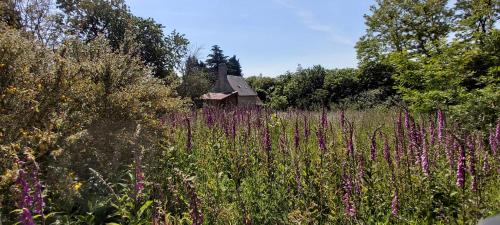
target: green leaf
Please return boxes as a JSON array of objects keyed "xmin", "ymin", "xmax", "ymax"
[{"xmin": 137, "ymin": 200, "xmax": 153, "ymax": 218}]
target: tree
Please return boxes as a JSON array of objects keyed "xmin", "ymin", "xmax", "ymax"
[
  {"xmin": 178, "ymin": 55, "xmax": 211, "ymax": 106},
  {"xmin": 455, "ymin": 0, "xmax": 500, "ymax": 43},
  {"xmin": 56, "ymin": 0, "xmax": 189, "ymax": 79},
  {"xmin": 357, "ymin": 0, "xmax": 453, "ymax": 62},
  {"xmin": 131, "ymin": 16, "xmax": 189, "ymax": 79},
  {"xmin": 0, "ymin": 0, "xmax": 22, "ymax": 28},
  {"xmin": 206, "ymin": 45, "xmax": 228, "ymax": 76},
  {"xmin": 227, "ymin": 55, "xmax": 242, "ymax": 76}
]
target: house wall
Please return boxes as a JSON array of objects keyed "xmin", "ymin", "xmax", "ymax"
[
  {"xmin": 237, "ymin": 96, "xmax": 262, "ymax": 106},
  {"xmin": 203, "ymin": 94, "xmax": 238, "ymax": 107}
]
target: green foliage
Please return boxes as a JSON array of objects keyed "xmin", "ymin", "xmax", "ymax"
[
  {"xmin": 56, "ymin": 0, "xmax": 189, "ymax": 79},
  {"xmin": 358, "ymin": 0, "xmax": 500, "ymax": 130},
  {"xmin": 227, "ymin": 55, "xmax": 242, "ymax": 76},
  {"xmin": 205, "ymin": 45, "xmax": 228, "ymax": 79},
  {"xmin": 247, "ymin": 65, "xmax": 395, "ymax": 110},
  {"xmin": 0, "ymin": 24, "xmax": 185, "ymax": 223}
]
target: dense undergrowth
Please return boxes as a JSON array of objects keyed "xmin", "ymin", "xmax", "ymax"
[{"xmin": 3, "ymin": 106, "xmax": 499, "ymax": 224}]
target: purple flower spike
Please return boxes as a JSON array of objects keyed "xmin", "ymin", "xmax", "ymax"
[
  {"xmin": 383, "ymin": 135, "xmax": 392, "ymax": 167},
  {"xmin": 20, "ymin": 208, "xmax": 35, "ymax": 225},
  {"xmin": 294, "ymin": 119, "xmax": 300, "ymax": 149},
  {"xmin": 321, "ymin": 108, "xmax": 328, "ymax": 129},
  {"xmin": 437, "ymin": 109, "xmax": 445, "ymax": 144},
  {"xmin": 456, "ymin": 144, "xmax": 466, "ymax": 188},
  {"xmin": 468, "ymin": 136, "xmax": 477, "ymax": 192},
  {"xmin": 32, "ymin": 162, "xmax": 44, "ymax": 215},
  {"xmin": 17, "ymin": 169, "xmax": 33, "ymax": 209},
  {"xmin": 421, "ymin": 126, "xmax": 430, "ymax": 176},
  {"xmin": 342, "ymin": 174, "xmax": 356, "ymax": 218},
  {"xmin": 490, "ymin": 132, "xmax": 497, "ymax": 156},
  {"xmin": 186, "ymin": 117, "xmax": 192, "ymax": 152},
  {"xmin": 429, "ymin": 117, "xmax": 436, "ymax": 146},
  {"xmin": 391, "ymin": 191, "xmax": 399, "ymax": 216},
  {"xmin": 370, "ymin": 129, "xmax": 378, "ymax": 161},
  {"xmin": 483, "ymin": 154, "xmax": 490, "ymax": 173},
  {"xmin": 317, "ymin": 126, "xmax": 326, "ymax": 153},
  {"xmin": 17, "ymin": 168, "xmax": 35, "ymax": 225}
]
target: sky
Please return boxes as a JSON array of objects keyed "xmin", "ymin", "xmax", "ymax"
[{"xmin": 125, "ymin": 0, "xmax": 375, "ymax": 77}]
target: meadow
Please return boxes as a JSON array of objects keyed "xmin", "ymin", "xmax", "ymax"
[{"xmin": 9, "ymin": 107, "xmax": 500, "ymax": 224}]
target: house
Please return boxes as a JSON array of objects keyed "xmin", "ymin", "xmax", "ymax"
[{"xmin": 201, "ymin": 63, "xmax": 262, "ymax": 107}]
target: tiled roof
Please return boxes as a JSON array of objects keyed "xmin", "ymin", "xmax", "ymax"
[
  {"xmin": 201, "ymin": 92, "xmax": 237, "ymax": 100},
  {"xmin": 227, "ymin": 75, "xmax": 258, "ymax": 96}
]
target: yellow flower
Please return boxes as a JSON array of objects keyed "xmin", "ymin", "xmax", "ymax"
[
  {"xmin": 6, "ymin": 86, "xmax": 17, "ymax": 94},
  {"xmin": 72, "ymin": 182, "xmax": 82, "ymax": 191}
]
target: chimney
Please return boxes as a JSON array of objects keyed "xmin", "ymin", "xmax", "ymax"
[
  {"xmin": 215, "ymin": 63, "xmax": 228, "ymax": 92},
  {"xmin": 218, "ymin": 63, "xmax": 228, "ymax": 80}
]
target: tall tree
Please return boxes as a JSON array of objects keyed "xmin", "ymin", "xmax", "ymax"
[
  {"xmin": 455, "ymin": 0, "xmax": 500, "ymax": 43},
  {"xmin": 227, "ymin": 55, "xmax": 242, "ymax": 76},
  {"xmin": 356, "ymin": 0, "xmax": 453, "ymax": 62},
  {"xmin": 206, "ymin": 45, "xmax": 228, "ymax": 73},
  {"xmin": 56, "ymin": 0, "xmax": 188, "ymax": 79},
  {"xmin": 178, "ymin": 55, "xmax": 210, "ymax": 105}
]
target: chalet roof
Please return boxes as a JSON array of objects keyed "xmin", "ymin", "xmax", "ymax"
[{"xmin": 227, "ymin": 75, "xmax": 258, "ymax": 96}]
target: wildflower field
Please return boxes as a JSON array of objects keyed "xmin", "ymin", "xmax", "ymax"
[{"xmin": 6, "ymin": 107, "xmax": 500, "ymax": 224}]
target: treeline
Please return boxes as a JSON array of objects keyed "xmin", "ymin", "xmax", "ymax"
[
  {"xmin": 248, "ymin": 0, "xmax": 499, "ymax": 130},
  {"xmin": 247, "ymin": 63, "xmax": 395, "ymax": 110}
]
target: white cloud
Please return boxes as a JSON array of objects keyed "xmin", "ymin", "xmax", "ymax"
[{"xmin": 273, "ymin": 0, "xmax": 354, "ymax": 46}]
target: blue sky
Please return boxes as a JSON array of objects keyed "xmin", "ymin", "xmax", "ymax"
[{"xmin": 125, "ymin": 0, "xmax": 375, "ymax": 76}]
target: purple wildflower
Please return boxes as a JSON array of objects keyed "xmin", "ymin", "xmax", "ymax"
[
  {"xmin": 279, "ymin": 133, "xmax": 287, "ymax": 154},
  {"xmin": 17, "ymin": 169, "xmax": 33, "ymax": 208},
  {"xmin": 340, "ymin": 110, "xmax": 346, "ymax": 131},
  {"xmin": 404, "ymin": 109, "xmax": 411, "ymax": 131},
  {"xmin": 17, "ymin": 168, "xmax": 35, "ymax": 225},
  {"xmin": 456, "ymin": 144, "xmax": 466, "ymax": 188},
  {"xmin": 421, "ymin": 124, "xmax": 430, "ymax": 176},
  {"xmin": 490, "ymin": 131, "xmax": 497, "ymax": 156},
  {"xmin": 263, "ymin": 124, "xmax": 272, "ymax": 154},
  {"xmin": 294, "ymin": 119, "xmax": 300, "ymax": 149},
  {"xmin": 317, "ymin": 126, "xmax": 326, "ymax": 153},
  {"xmin": 445, "ymin": 135, "xmax": 456, "ymax": 170},
  {"xmin": 231, "ymin": 115, "xmax": 237, "ymax": 141},
  {"xmin": 437, "ymin": 109, "xmax": 445, "ymax": 144},
  {"xmin": 391, "ymin": 191, "xmax": 399, "ymax": 216},
  {"xmin": 347, "ymin": 125, "xmax": 354, "ymax": 157},
  {"xmin": 134, "ymin": 150, "xmax": 145, "ymax": 197},
  {"xmin": 468, "ymin": 136, "xmax": 477, "ymax": 192},
  {"xmin": 483, "ymin": 154, "xmax": 490, "ymax": 173},
  {"xmin": 383, "ymin": 135, "xmax": 392, "ymax": 167},
  {"xmin": 370, "ymin": 129, "xmax": 378, "ymax": 161},
  {"xmin": 186, "ymin": 117, "xmax": 192, "ymax": 152},
  {"xmin": 304, "ymin": 115, "xmax": 310, "ymax": 140},
  {"xmin": 342, "ymin": 174, "xmax": 356, "ymax": 217},
  {"xmin": 396, "ymin": 112, "xmax": 405, "ymax": 159},
  {"xmin": 357, "ymin": 153, "xmax": 366, "ymax": 179},
  {"xmin": 31, "ymin": 162, "xmax": 44, "ymax": 215},
  {"xmin": 429, "ymin": 116, "xmax": 436, "ymax": 146},
  {"xmin": 496, "ymin": 119, "xmax": 500, "ymax": 143},
  {"xmin": 321, "ymin": 108, "xmax": 328, "ymax": 129},
  {"xmin": 185, "ymin": 181, "xmax": 203, "ymax": 225},
  {"xmin": 20, "ymin": 208, "xmax": 35, "ymax": 225},
  {"xmin": 393, "ymin": 124, "xmax": 401, "ymax": 166}
]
